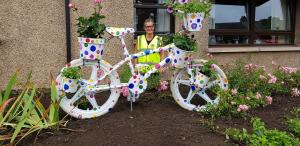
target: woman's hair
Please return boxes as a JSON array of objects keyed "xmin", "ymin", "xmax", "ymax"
[{"xmin": 144, "ymin": 18, "xmax": 154, "ymax": 27}]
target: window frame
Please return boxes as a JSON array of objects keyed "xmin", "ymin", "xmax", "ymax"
[
  {"xmin": 209, "ymin": 0, "xmax": 297, "ymax": 47},
  {"xmin": 133, "ymin": 0, "xmax": 175, "ymax": 37}
]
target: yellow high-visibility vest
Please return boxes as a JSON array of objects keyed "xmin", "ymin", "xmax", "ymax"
[{"xmin": 137, "ymin": 35, "xmax": 162, "ymax": 64}]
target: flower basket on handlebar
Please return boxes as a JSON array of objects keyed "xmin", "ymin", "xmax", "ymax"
[
  {"xmin": 162, "ymin": 32, "xmax": 197, "ymax": 68},
  {"xmin": 78, "ymin": 37, "xmax": 105, "ymax": 60},
  {"xmin": 171, "ymin": 46, "xmax": 193, "ymax": 68}
]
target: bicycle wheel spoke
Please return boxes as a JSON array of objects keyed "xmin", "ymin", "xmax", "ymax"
[
  {"xmin": 197, "ymin": 90, "xmax": 213, "ymax": 104},
  {"xmin": 86, "ymin": 93, "xmax": 99, "ymax": 109},
  {"xmin": 90, "ymin": 66, "xmax": 98, "ymax": 82},
  {"xmin": 69, "ymin": 87, "xmax": 85, "ymax": 105},
  {"xmin": 186, "ymin": 90, "xmax": 196, "ymax": 104},
  {"xmin": 177, "ymin": 79, "xmax": 190, "ymax": 86}
]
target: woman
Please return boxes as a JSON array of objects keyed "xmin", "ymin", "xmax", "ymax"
[{"xmin": 134, "ymin": 18, "xmax": 164, "ymax": 72}]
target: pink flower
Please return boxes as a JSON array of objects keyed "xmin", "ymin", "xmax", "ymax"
[
  {"xmin": 244, "ymin": 63, "xmax": 260, "ymax": 70},
  {"xmin": 206, "ymin": 53, "xmax": 213, "ymax": 59},
  {"xmin": 158, "ymin": 80, "xmax": 168, "ymax": 91},
  {"xmin": 237, "ymin": 104, "xmax": 249, "ymax": 112},
  {"xmin": 255, "ymin": 92, "xmax": 262, "ymax": 99},
  {"xmin": 279, "ymin": 66, "xmax": 298, "ymax": 74},
  {"xmin": 231, "ymin": 89, "xmax": 238, "ymax": 95},
  {"xmin": 244, "ymin": 64, "xmax": 252, "ymax": 70},
  {"xmin": 178, "ymin": 0, "xmax": 189, "ymax": 4},
  {"xmin": 268, "ymin": 74, "xmax": 277, "ymax": 84},
  {"xmin": 259, "ymin": 75, "xmax": 267, "ymax": 80},
  {"xmin": 291, "ymin": 88, "xmax": 300, "ymax": 97},
  {"xmin": 121, "ymin": 86, "xmax": 129, "ymax": 97},
  {"xmin": 94, "ymin": 0, "xmax": 103, "ymax": 4},
  {"xmin": 68, "ymin": 3, "xmax": 75, "ymax": 8},
  {"xmin": 266, "ymin": 96, "xmax": 272, "ymax": 104},
  {"xmin": 246, "ymin": 96, "xmax": 250, "ymax": 100},
  {"xmin": 97, "ymin": 69, "xmax": 104, "ymax": 78}
]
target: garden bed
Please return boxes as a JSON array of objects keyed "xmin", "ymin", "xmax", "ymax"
[{"xmin": 19, "ymin": 91, "xmax": 300, "ymax": 146}]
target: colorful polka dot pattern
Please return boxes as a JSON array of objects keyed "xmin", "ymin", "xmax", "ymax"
[
  {"xmin": 106, "ymin": 27, "xmax": 135, "ymax": 37},
  {"xmin": 78, "ymin": 37, "xmax": 105, "ymax": 60},
  {"xmin": 128, "ymin": 74, "xmax": 147, "ymax": 97},
  {"xmin": 194, "ymin": 72, "xmax": 210, "ymax": 88},
  {"xmin": 171, "ymin": 46, "xmax": 192, "ymax": 68},
  {"xmin": 61, "ymin": 77, "xmax": 78, "ymax": 93},
  {"xmin": 186, "ymin": 13, "xmax": 204, "ymax": 31}
]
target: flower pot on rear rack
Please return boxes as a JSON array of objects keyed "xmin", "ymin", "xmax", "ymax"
[
  {"xmin": 61, "ymin": 77, "xmax": 79, "ymax": 93},
  {"xmin": 78, "ymin": 37, "xmax": 105, "ymax": 60},
  {"xmin": 171, "ymin": 46, "xmax": 194, "ymax": 69},
  {"xmin": 185, "ymin": 13, "xmax": 204, "ymax": 31}
]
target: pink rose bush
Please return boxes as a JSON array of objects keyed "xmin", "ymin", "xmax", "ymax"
[
  {"xmin": 203, "ymin": 60, "xmax": 300, "ymax": 118},
  {"xmin": 291, "ymin": 88, "xmax": 300, "ymax": 97},
  {"xmin": 121, "ymin": 87, "xmax": 129, "ymax": 97},
  {"xmin": 237, "ymin": 104, "xmax": 249, "ymax": 112},
  {"xmin": 158, "ymin": 80, "xmax": 169, "ymax": 92},
  {"xmin": 279, "ymin": 66, "xmax": 297, "ymax": 74},
  {"xmin": 267, "ymin": 74, "xmax": 277, "ymax": 84},
  {"xmin": 266, "ymin": 96, "xmax": 273, "ymax": 105}
]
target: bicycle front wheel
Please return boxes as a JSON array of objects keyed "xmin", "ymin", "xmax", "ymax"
[
  {"xmin": 171, "ymin": 63, "xmax": 228, "ymax": 111},
  {"xmin": 56, "ymin": 59, "xmax": 121, "ymax": 119}
]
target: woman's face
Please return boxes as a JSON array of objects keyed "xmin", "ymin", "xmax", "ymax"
[{"xmin": 144, "ymin": 22, "xmax": 155, "ymax": 34}]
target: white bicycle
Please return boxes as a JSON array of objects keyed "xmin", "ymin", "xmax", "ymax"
[{"xmin": 55, "ymin": 27, "xmax": 229, "ymax": 119}]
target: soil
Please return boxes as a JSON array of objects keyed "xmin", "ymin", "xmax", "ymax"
[{"xmin": 18, "ymin": 91, "xmax": 300, "ymax": 146}]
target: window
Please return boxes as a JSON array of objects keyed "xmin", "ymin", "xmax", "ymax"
[
  {"xmin": 134, "ymin": 0, "xmax": 175, "ymax": 37},
  {"xmin": 209, "ymin": 0, "xmax": 296, "ymax": 46}
]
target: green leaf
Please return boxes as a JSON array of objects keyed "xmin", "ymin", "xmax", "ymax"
[
  {"xmin": 1, "ymin": 70, "xmax": 18, "ymax": 104},
  {"xmin": 11, "ymin": 86, "xmax": 36, "ymax": 143}
]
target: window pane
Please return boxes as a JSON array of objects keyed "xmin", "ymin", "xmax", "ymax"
[
  {"xmin": 209, "ymin": 0, "xmax": 249, "ymax": 29},
  {"xmin": 209, "ymin": 35, "xmax": 249, "ymax": 45},
  {"xmin": 135, "ymin": 8, "xmax": 170, "ymax": 32},
  {"xmin": 135, "ymin": 0, "xmax": 167, "ymax": 4},
  {"xmin": 255, "ymin": 0, "xmax": 291, "ymax": 30},
  {"xmin": 255, "ymin": 35, "xmax": 292, "ymax": 44}
]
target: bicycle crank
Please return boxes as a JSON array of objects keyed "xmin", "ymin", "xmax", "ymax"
[{"xmin": 127, "ymin": 74, "xmax": 147, "ymax": 102}]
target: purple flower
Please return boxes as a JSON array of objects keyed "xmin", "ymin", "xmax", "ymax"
[
  {"xmin": 178, "ymin": 0, "xmax": 189, "ymax": 4},
  {"xmin": 167, "ymin": 6, "xmax": 174, "ymax": 14}
]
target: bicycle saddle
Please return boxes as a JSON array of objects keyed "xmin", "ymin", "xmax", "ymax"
[{"xmin": 106, "ymin": 27, "xmax": 135, "ymax": 37}]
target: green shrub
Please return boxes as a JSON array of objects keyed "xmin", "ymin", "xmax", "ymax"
[
  {"xmin": 225, "ymin": 117, "xmax": 300, "ymax": 146},
  {"xmin": 61, "ymin": 66, "xmax": 81, "ymax": 79},
  {"xmin": 287, "ymin": 107, "xmax": 300, "ymax": 136},
  {"xmin": 162, "ymin": 32, "xmax": 197, "ymax": 51}
]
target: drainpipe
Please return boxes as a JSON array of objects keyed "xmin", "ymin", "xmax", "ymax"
[{"xmin": 65, "ymin": 0, "xmax": 72, "ymax": 62}]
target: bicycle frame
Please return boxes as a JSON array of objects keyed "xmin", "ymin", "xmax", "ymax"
[{"xmin": 89, "ymin": 36, "xmax": 176, "ymax": 92}]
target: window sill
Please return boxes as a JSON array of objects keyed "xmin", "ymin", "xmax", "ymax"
[{"xmin": 207, "ymin": 46, "xmax": 300, "ymax": 53}]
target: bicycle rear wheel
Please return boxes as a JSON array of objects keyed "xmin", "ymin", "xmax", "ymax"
[
  {"xmin": 56, "ymin": 59, "xmax": 121, "ymax": 119},
  {"xmin": 171, "ymin": 62, "xmax": 228, "ymax": 111}
]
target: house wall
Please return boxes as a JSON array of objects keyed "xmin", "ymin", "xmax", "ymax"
[
  {"xmin": 0, "ymin": 0, "xmax": 66, "ymax": 89},
  {"xmin": 0, "ymin": 0, "xmax": 299, "ymax": 89}
]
